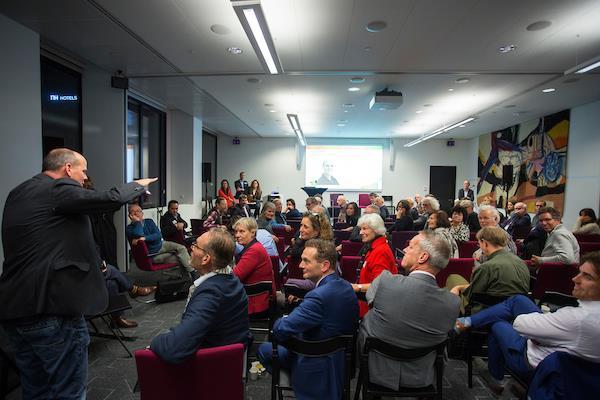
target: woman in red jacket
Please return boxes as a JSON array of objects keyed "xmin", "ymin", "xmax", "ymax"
[
  {"xmin": 352, "ymin": 213, "xmax": 398, "ymax": 317},
  {"xmin": 232, "ymin": 217, "xmax": 275, "ymax": 315},
  {"xmin": 218, "ymin": 179, "xmax": 235, "ymax": 208}
]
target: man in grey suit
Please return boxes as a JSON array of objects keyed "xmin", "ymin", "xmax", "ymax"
[{"xmin": 358, "ymin": 230, "xmax": 460, "ymax": 390}]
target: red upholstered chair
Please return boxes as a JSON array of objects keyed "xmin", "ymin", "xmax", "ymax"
[
  {"xmin": 341, "ymin": 240, "xmax": 363, "ymax": 256},
  {"xmin": 190, "ymin": 219, "xmax": 208, "ymax": 236},
  {"xmin": 270, "ymin": 255, "xmax": 283, "ymax": 290},
  {"xmin": 272, "ymin": 226, "xmax": 295, "ymax": 247},
  {"xmin": 286, "ymin": 257, "xmax": 303, "ymax": 280},
  {"xmin": 275, "ymin": 236, "xmax": 285, "ymax": 261},
  {"xmin": 134, "ymin": 344, "xmax": 245, "ymax": 400},
  {"xmin": 340, "ymin": 256, "xmax": 361, "ymax": 283},
  {"xmin": 130, "ymin": 241, "xmax": 179, "ymax": 272},
  {"xmin": 531, "ymin": 263, "xmax": 578, "ymax": 300},
  {"xmin": 579, "ymin": 241, "xmax": 600, "ymax": 256},
  {"xmin": 287, "ymin": 219, "xmax": 301, "ymax": 232},
  {"xmin": 162, "ymin": 229, "xmax": 186, "ymax": 247},
  {"xmin": 334, "ymin": 229, "xmax": 351, "ymax": 244},
  {"xmin": 574, "ymin": 234, "xmax": 600, "ymax": 243},
  {"xmin": 436, "ymin": 258, "xmax": 474, "ymax": 288},
  {"xmin": 469, "ymin": 231, "xmax": 478, "ymax": 241},
  {"xmin": 358, "ymin": 193, "xmax": 371, "ymax": 208},
  {"xmin": 458, "ymin": 241, "xmax": 479, "ymax": 259},
  {"xmin": 391, "ymin": 231, "xmax": 418, "ymax": 254}
]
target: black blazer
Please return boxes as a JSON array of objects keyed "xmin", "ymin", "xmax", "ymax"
[
  {"xmin": 0, "ymin": 174, "xmax": 144, "ymax": 320},
  {"xmin": 458, "ymin": 188, "xmax": 474, "ymax": 201},
  {"xmin": 234, "ymin": 179, "xmax": 248, "ymax": 198}
]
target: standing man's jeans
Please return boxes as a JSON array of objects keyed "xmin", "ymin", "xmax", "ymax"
[{"xmin": 3, "ymin": 316, "xmax": 89, "ymax": 400}]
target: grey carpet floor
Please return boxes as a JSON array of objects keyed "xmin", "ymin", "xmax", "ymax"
[{"xmin": 5, "ymin": 265, "xmax": 521, "ymax": 399}]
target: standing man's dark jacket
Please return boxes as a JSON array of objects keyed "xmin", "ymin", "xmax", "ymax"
[{"xmin": 0, "ymin": 174, "xmax": 145, "ymax": 320}]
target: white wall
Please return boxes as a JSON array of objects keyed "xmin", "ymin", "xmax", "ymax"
[
  {"xmin": 563, "ymin": 100, "xmax": 600, "ymax": 228},
  {"xmin": 217, "ymin": 136, "xmax": 479, "ymax": 208},
  {"xmin": 0, "ymin": 15, "xmax": 42, "ymax": 269}
]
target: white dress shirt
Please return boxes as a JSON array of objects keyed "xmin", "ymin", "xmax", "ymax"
[{"xmin": 513, "ymin": 300, "xmax": 600, "ymax": 367}]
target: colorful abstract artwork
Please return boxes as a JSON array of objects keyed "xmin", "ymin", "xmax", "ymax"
[{"xmin": 477, "ymin": 109, "xmax": 570, "ymax": 213}]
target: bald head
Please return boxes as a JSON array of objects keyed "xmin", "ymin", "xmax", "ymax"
[{"xmin": 42, "ymin": 148, "xmax": 88, "ymax": 185}]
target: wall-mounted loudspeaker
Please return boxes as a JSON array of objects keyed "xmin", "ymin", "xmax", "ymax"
[
  {"xmin": 111, "ymin": 76, "xmax": 129, "ymax": 90},
  {"xmin": 502, "ymin": 164, "xmax": 514, "ymax": 187}
]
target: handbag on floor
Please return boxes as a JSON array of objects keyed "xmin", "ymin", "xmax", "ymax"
[{"xmin": 155, "ymin": 279, "xmax": 192, "ymax": 303}]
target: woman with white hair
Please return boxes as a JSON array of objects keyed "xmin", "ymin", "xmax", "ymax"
[{"xmin": 352, "ymin": 213, "xmax": 398, "ymax": 317}]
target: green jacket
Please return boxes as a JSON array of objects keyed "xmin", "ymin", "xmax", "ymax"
[{"xmin": 463, "ymin": 249, "xmax": 530, "ymax": 314}]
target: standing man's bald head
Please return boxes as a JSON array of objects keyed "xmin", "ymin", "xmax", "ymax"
[{"xmin": 42, "ymin": 148, "xmax": 88, "ymax": 186}]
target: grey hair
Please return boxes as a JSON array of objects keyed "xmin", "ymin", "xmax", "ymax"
[
  {"xmin": 422, "ymin": 196, "xmax": 440, "ymax": 211},
  {"xmin": 365, "ymin": 204, "xmax": 380, "ymax": 213},
  {"xmin": 417, "ymin": 230, "xmax": 450, "ymax": 270},
  {"xmin": 478, "ymin": 204, "xmax": 500, "ymax": 222},
  {"xmin": 42, "ymin": 148, "xmax": 82, "ymax": 171},
  {"xmin": 232, "ymin": 217, "xmax": 257, "ymax": 234},
  {"xmin": 261, "ymin": 201, "xmax": 276, "ymax": 214},
  {"xmin": 273, "ymin": 198, "xmax": 282, "ymax": 205},
  {"xmin": 459, "ymin": 199, "xmax": 473, "ymax": 209},
  {"xmin": 357, "ymin": 213, "xmax": 387, "ymax": 236}
]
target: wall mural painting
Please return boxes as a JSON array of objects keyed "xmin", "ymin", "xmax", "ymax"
[{"xmin": 477, "ymin": 109, "xmax": 570, "ymax": 214}]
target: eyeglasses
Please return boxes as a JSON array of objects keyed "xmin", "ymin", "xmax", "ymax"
[{"xmin": 191, "ymin": 243, "xmax": 207, "ymax": 253}]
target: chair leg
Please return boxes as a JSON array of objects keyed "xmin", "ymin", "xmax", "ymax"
[
  {"xmin": 467, "ymin": 351, "xmax": 473, "ymax": 388},
  {"xmin": 100, "ymin": 316, "xmax": 133, "ymax": 358}
]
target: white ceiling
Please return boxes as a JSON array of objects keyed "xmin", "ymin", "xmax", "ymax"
[{"xmin": 2, "ymin": 0, "xmax": 600, "ymax": 140}]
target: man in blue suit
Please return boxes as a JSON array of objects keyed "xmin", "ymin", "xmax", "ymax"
[
  {"xmin": 150, "ymin": 229, "xmax": 250, "ymax": 363},
  {"xmin": 258, "ymin": 239, "xmax": 359, "ymax": 400}
]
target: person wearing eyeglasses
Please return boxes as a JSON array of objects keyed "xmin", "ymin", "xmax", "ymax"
[
  {"xmin": 150, "ymin": 229, "xmax": 251, "ymax": 364},
  {"xmin": 531, "ymin": 207, "xmax": 580, "ymax": 267}
]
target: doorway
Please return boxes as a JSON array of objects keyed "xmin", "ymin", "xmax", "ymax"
[{"xmin": 429, "ymin": 166, "xmax": 456, "ymax": 213}]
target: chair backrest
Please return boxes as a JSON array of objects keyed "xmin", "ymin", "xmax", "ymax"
[
  {"xmin": 469, "ymin": 231, "xmax": 478, "ymax": 241},
  {"xmin": 512, "ymin": 224, "xmax": 531, "ymax": 240},
  {"xmin": 286, "ymin": 257, "xmax": 303, "ymax": 279},
  {"xmin": 341, "ymin": 240, "xmax": 363, "ymax": 256},
  {"xmin": 270, "ymin": 255, "xmax": 283, "ymax": 290},
  {"xmin": 190, "ymin": 218, "xmax": 204, "ymax": 235},
  {"xmin": 532, "ymin": 263, "xmax": 578, "ymax": 300},
  {"xmin": 272, "ymin": 226, "xmax": 295, "ymax": 245},
  {"xmin": 334, "ymin": 229, "xmax": 351, "ymax": 244},
  {"xmin": 579, "ymin": 241, "xmax": 600, "ymax": 256},
  {"xmin": 574, "ymin": 233, "xmax": 600, "ymax": 243},
  {"xmin": 275, "ymin": 236, "xmax": 285, "ymax": 260},
  {"xmin": 329, "ymin": 193, "xmax": 343, "ymax": 207},
  {"xmin": 436, "ymin": 258, "xmax": 474, "ymax": 287},
  {"xmin": 130, "ymin": 241, "xmax": 154, "ymax": 271},
  {"xmin": 358, "ymin": 193, "xmax": 371, "ymax": 208},
  {"xmin": 391, "ymin": 231, "xmax": 418, "ymax": 254},
  {"xmin": 340, "ymin": 256, "xmax": 361, "ymax": 283},
  {"xmin": 134, "ymin": 344, "xmax": 245, "ymax": 400},
  {"xmin": 163, "ymin": 228, "xmax": 186, "ymax": 246},
  {"xmin": 458, "ymin": 241, "xmax": 479, "ymax": 258}
]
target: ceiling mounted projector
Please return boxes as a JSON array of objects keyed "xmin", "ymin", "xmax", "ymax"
[{"xmin": 369, "ymin": 88, "xmax": 403, "ymax": 110}]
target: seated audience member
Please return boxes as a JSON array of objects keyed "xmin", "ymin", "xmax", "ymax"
[
  {"xmin": 289, "ymin": 212, "xmax": 334, "ymax": 261},
  {"xmin": 359, "ymin": 231, "xmax": 460, "ymax": 390},
  {"xmin": 531, "ymin": 207, "xmax": 580, "ymax": 267},
  {"xmin": 427, "ymin": 210, "xmax": 459, "ymax": 258},
  {"xmin": 347, "ymin": 204, "xmax": 378, "ymax": 243},
  {"xmin": 447, "ymin": 227, "xmax": 529, "ymax": 313},
  {"xmin": 374, "ymin": 196, "xmax": 389, "ymax": 220},
  {"xmin": 246, "ymin": 179, "xmax": 262, "ymax": 217},
  {"xmin": 150, "ymin": 229, "xmax": 250, "ymax": 363},
  {"xmin": 340, "ymin": 202, "xmax": 361, "ymax": 232},
  {"xmin": 231, "ymin": 194, "xmax": 252, "ymax": 218},
  {"xmin": 258, "ymin": 239, "xmax": 359, "ymax": 400},
  {"xmin": 160, "ymin": 200, "xmax": 189, "ymax": 243},
  {"xmin": 387, "ymin": 200, "xmax": 414, "ymax": 233},
  {"xmin": 335, "ymin": 195, "xmax": 349, "ymax": 224},
  {"xmin": 413, "ymin": 196, "xmax": 440, "ymax": 231},
  {"xmin": 408, "ymin": 196, "xmax": 420, "ymax": 220},
  {"xmin": 505, "ymin": 201, "xmax": 515, "ymax": 217},
  {"xmin": 203, "ymin": 197, "xmax": 228, "ymax": 229},
  {"xmin": 449, "ymin": 205, "xmax": 470, "ymax": 242},
  {"xmin": 313, "ymin": 194, "xmax": 331, "ymax": 220},
  {"xmin": 103, "ymin": 262, "xmax": 156, "ymax": 328},
  {"xmin": 473, "ymin": 205, "xmax": 517, "ymax": 265},
  {"xmin": 285, "ymin": 198, "xmax": 302, "ymax": 219},
  {"xmin": 126, "ymin": 204, "xmax": 194, "ymax": 276},
  {"xmin": 351, "ymin": 213, "xmax": 398, "ymax": 317},
  {"xmin": 455, "ymin": 252, "xmax": 600, "ymax": 394},
  {"xmin": 573, "ymin": 208, "xmax": 600, "ymax": 235},
  {"xmin": 257, "ymin": 201, "xmax": 292, "ymax": 233},
  {"xmin": 234, "ymin": 171, "xmax": 248, "ymax": 199},
  {"xmin": 369, "ymin": 192, "xmax": 378, "ymax": 205},
  {"xmin": 272, "ymin": 198, "xmax": 287, "ymax": 225},
  {"xmin": 218, "ymin": 179, "xmax": 235, "ymax": 208},
  {"xmin": 232, "ymin": 217, "xmax": 275, "ymax": 315},
  {"xmin": 501, "ymin": 201, "xmax": 531, "ymax": 235},
  {"xmin": 458, "ymin": 179, "xmax": 475, "ymax": 201},
  {"xmin": 531, "ymin": 200, "xmax": 547, "ymax": 227},
  {"xmin": 461, "ymin": 199, "xmax": 481, "ymax": 233}
]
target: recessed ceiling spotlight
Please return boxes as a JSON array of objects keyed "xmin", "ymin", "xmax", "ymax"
[
  {"xmin": 403, "ymin": 120, "xmax": 409, "ymax": 123},
  {"xmin": 563, "ymin": 78, "xmax": 580, "ymax": 84},
  {"xmin": 269, "ymin": 109, "xmax": 277, "ymax": 113},
  {"xmin": 504, "ymin": 104, "xmax": 516, "ymax": 108},
  {"xmin": 415, "ymin": 110, "xmax": 423, "ymax": 114},
  {"xmin": 342, "ymin": 103, "xmax": 355, "ymax": 108},
  {"xmin": 456, "ymin": 78, "xmax": 470, "ymax": 84},
  {"xmin": 448, "ymin": 88, "xmax": 454, "ymax": 92},
  {"xmin": 344, "ymin": 110, "xmax": 349, "ymax": 113},
  {"xmin": 526, "ymin": 20, "xmax": 552, "ymax": 31},
  {"xmin": 423, "ymin": 104, "xmax": 432, "ymax": 107},
  {"xmin": 459, "ymin": 125, "xmax": 465, "ymax": 128},
  {"xmin": 227, "ymin": 47, "xmax": 243, "ymax": 55},
  {"xmin": 348, "ymin": 87, "xmax": 361, "ymax": 92},
  {"xmin": 210, "ymin": 24, "xmax": 231, "ymax": 35},
  {"xmin": 542, "ymin": 88, "xmax": 556, "ymax": 93},
  {"xmin": 350, "ymin": 77, "xmax": 365, "ymax": 84},
  {"xmin": 337, "ymin": 123, "xmax": 346, "ymax": 127},
  {"xmin": 498, "ymin": 44, "xmax": 517, "ymax": 53},
  {"xmin": 247, "ymin": 78, "xmax": 261, "ymax": 83},
  {"xmin": 366, "ymin": 20, "xmax": 387, "ymax": 33},
  {"xmin": 338, "ymin": 119, "xmax": 348, "ymax": 123}
]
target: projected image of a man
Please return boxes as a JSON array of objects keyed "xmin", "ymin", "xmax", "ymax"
[{"xmin": 316, "ymin": 160, "xmax": 339, "ymax": 185}]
